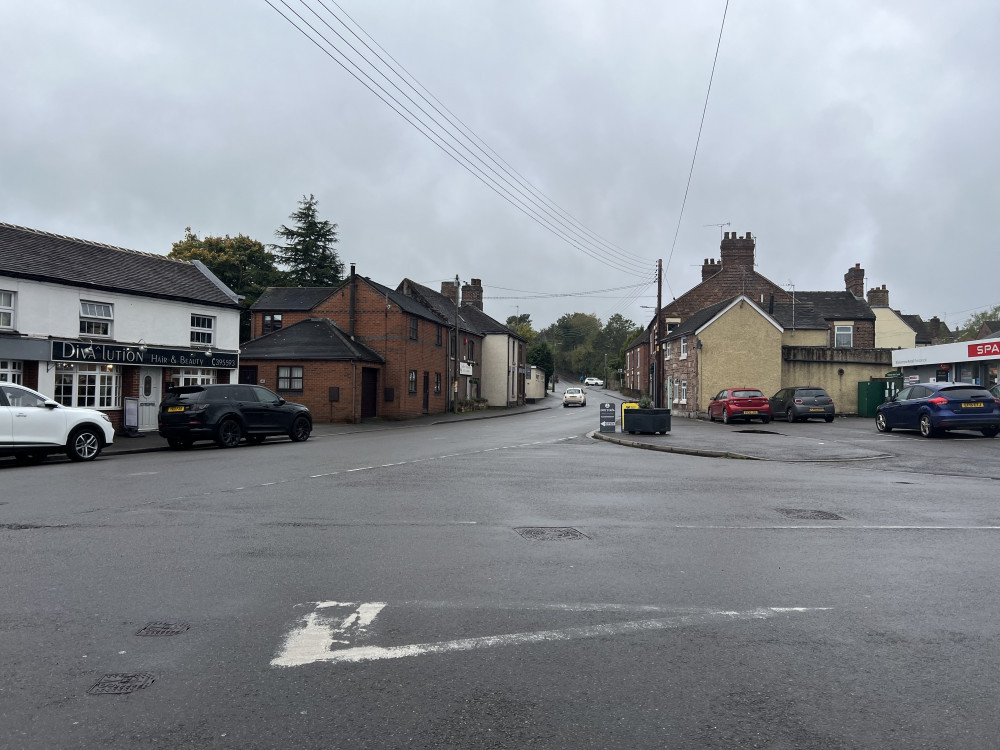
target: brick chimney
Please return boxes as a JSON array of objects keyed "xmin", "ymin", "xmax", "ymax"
[
  {"xmin": 461, "ymin": 278, "xmax": 483, "ymax": 311},
  {"xmin": 702, "ymin": 258, "xmax": 720, "ymax": 282},
  {"xmin": 845, "ymin": 263, "xmax": 865, "ymax": 298},
  {"xmin": 719, "ymin": 231, "xmax": 755, "ymax": 271},
  {"xmin": 867, "ymin": 284, "xmax": 889, "ymax": 307},
  {"xmin": 440, "ymin": 280, "xmax": 458, "ymax": 305}
]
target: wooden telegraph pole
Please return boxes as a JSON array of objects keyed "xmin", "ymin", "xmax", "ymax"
[{"xmin": 656, "ymin": 258, "xmax": 663, "ymax": 408}]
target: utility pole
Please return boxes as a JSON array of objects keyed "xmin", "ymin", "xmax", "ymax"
[
  {"xmin": 453, "ymin": 275, "xmax": 460, "ymax": 413},
  {"xmin": 656, "ymin": 258, "xmax": 663, "ymax": 408}
]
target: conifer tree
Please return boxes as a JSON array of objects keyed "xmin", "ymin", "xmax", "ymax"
[{"xmin": 272, "ymin": 194, "xmax": 344, "ymax": 286}]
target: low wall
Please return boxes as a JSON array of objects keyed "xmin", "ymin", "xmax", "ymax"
[{"xmin": 781, "ymin": 347, "xmax": 893, "ymax": 414}]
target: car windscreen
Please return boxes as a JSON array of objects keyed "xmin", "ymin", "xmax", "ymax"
[
  {"xmin": 939, "ymin": 386, "xmax": 992, "ymax": 400},
  {"xmin": 732, "ymin": 390, "xmax": 763, "ymax": 398}
]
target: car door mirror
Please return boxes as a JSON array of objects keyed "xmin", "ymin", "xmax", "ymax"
[
  {"xmin": 277, "ymin": 397, "xmax": 286, "ymax": 406},
  {"xmin": 44, "ymin": 400, "xmax": 60, "ymax": 409}
]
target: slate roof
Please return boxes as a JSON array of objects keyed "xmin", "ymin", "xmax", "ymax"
[
  {"xmin": 770, "ymin": 301, "xmax": 829, "ymax": 330},
  {"xmin": 398, "ymin": 279, "xmax": 524, "ymax": 339},
  {"xmin": 0, "ymin": 222, "xmax": 239, "ymax": 308},
  {"xmin": 901, "ymin": 314, "xmax": 932, "ymax": 345},
  {"xmin": 363, "ymin": 278, "xmax": 447, "ymax": 324},
  {"xmin": 793, "ymin": 291, "xmax": 875, "ymax": 321},
  {"xmin": 666, "ymin": 298, "xmax": 737, "ymax": 339},
  {"xmin": 979, "ymin": 320, "xmax": 1000, "ymax": 338},
  {"xmin": 252, "ymin": 286, "xmax": 336, "ymax": 311},
  {"xmin": 239, "ymin": 318, "xmax": 383, "ymax": 361}
]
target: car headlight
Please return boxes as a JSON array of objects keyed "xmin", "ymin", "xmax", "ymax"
[{"xmin": 99, "ymin": 412, "xmax": 111, "ymax": 423}]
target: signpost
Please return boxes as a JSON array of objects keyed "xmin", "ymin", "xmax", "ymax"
[{"xmin": 599, "ymin": 403, "xmax": 616, "ymax": 433}]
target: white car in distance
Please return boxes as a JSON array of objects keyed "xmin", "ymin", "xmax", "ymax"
[{"xmin": 583, "ymin": 377, "xmax": 604, "ymax": 387}]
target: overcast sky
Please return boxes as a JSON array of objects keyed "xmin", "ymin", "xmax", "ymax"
[{"xmin": 2, "ymin": 1, "xmax": 997, "ymax": 331}]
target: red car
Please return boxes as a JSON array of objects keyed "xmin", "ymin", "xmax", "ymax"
[{"xmin": 708, "ymin": 388, "xmax": 772, "ymax": 424}]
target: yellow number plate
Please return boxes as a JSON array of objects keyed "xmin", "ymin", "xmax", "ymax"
[
  {"xmin": 743, "ymin": 410, "xmax": 758, "ymax": 415},
  {"xmin": 167, "ymin": 405, "xmax": 185, "ymax": 412},
  {"xmin": 962, "ymin": 402, "xmax": 983, "ymax": 408}
]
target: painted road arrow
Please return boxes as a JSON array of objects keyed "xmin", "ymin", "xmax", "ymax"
[{"xmin": 271, "ymin": 601, "xmax": 831, "ymax": 668}]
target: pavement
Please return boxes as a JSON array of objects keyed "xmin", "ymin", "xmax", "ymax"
[{"xmin": 104, "ymin": 388, "xmax": 892, "ymax": 464}]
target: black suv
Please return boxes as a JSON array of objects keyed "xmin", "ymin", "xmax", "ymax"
[
  {"xmin": 158, "ymin": 384, "xmax": 312, "ymax": 449},
  {"xmin": 769, "ymin": 386, "xmax": 836, "ymax": 423}
]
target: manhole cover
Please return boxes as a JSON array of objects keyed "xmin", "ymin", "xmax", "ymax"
[
  {"xmin": 775, "ymin": 508, "xmax": 845, "ymax": 521},
  {"xmin": 514, "ymin": 527, "xmax": 590, "ymax": 541},
  {"xmin": 136, "ymin": 621, "xmax": 190, "ymax": 636},
  {"xmin": 734, "ymin": 429, "xmax": 780, "ymax": 435},
  {"xmin": 88, "ymin": 673, "xmax": 155, "ymax": 695}
]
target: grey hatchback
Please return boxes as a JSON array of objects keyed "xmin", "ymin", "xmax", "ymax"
[{"xmin": 769, "ymin": 387, "xmax": 835, "ymax": 423}]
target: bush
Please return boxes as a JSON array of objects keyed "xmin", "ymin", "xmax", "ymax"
[{"xmin": 638, "ymin": 396, "xmax": 653, "ymax": 409}]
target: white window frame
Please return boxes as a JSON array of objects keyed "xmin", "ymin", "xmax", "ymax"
[
  {"xmin": 680, "ymin": 337, "xmax": 688, "ymax": 359},
  {"xmin": 54, "ymin": 363, "xmax": 120, "ymax": 408},
  {"xmin": 665, "ymin": 341, "xmax": 671, "ymax": 360},
  {"xmin": 80, "ymin": 300, "xmax": 113, "ymax": 338},
  {"xmin": 176, "ymin": 368, "xmax": 216, "ymax": 386},
  {"xmin": 835, "ymin": 324, "xmax": 853, "ymax": 348},
  {"xmin": 190, "ymin": 314, "xmax": 215, "ymax": 345},
  {"xmin": 277, "ymin": 365, "xmax": 304, "ymax": 391},
  {"xmin": 0, "ymin": 290, "xmax": 14, "ymax": 329},
  {"xmin": 0, "ymin": 359, "xmax": 23, "ymax": 384},
  {"xmin": 680, "ymin": 379, "xmax": 688, "ymax": 403}
]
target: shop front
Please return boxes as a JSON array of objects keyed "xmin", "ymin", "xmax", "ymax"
[
  {"xmin": 44, "ymin": 339, "xmax": 239, "ymax": 432},
  {"xmin": 892, "ymin": 338, "xmax": 1000, "ymax": 389}
]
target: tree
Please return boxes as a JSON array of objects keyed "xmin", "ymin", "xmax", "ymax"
[
  {"xmin": 959, "ymin": 304, "xmax": 1000, "ymax": 340},
  {"xmin": 272, "ymin": 194, "xmax": 344, "ymax": 286},
  {"xmin": 169, "ymin": 228, "xmax": 283, "ymax": 341},
  {"xmin": 527, "ymin": 338, "xmax": 554, "ymax": 389},
  {"xmin": 506, "ymin": 312, "xmax": 536, "ymax": 343}
]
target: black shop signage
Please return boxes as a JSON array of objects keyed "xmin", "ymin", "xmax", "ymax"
[{"xmin": 51, "ymin": 340, "xmax": 238, "ymax": 369}]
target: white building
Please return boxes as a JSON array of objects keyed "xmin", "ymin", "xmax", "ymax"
[
  {"xmin": 892, "ymin": 337, "xmax": 1000, "ymax": 389},
  {"xmin": 1, "ymin": 223, "xmax": 241, "ymax": 432}
]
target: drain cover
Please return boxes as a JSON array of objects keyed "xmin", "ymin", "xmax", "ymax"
[
  {"xmin": 88, "ymin": 673, "xmax": 155, "ymax": 695},
  {"xmin": 775, "ymin": 508, "xmax": 845, "ymax": 521},
  {"xmin": 136, "ymin": 621, "xmax": 190, "ymax": 636},
  {"xmin": 735, "ymin": 429, "xmax": 780, "ymax": 435},
  {"xmin": 514, "ymin": 527, "xmax": 590, "ymax": 541}
]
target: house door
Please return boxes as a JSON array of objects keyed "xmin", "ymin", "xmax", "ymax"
[
  {"xmin": 361, "ymin": 368, "xmax": 378, "ymax": 419},
  {"xmin": 422, "ymin": 372, "xmax": 430, "ymax": 412},
  {"xmin": 138, "ymin": 367, "xmax": 161, "ymax": 432}
]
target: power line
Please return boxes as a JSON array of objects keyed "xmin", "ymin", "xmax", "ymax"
[{"xmin": 265, "ymin": 0, "xmax": 651, "ymax": 277}]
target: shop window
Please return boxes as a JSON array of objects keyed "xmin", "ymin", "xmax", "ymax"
[
  {"xmin": 835, "ymin": 325, "xmax": 853, "ymax": 348},
  {"xmin": 408, "ymin": 370, "xmax": 417, "ymax": 394},
  {"xmin": 0, "ymin": 290, "xmax": 14, "ymax": 329},
  {"xmin": 0, "ymin": 359, "xmax": 23, "ymax": 384},
  {"xmin": 54, "ymin": 363, "xmax": 120, "ymax": 408},
  {"xmin": 263, "ymin": 314, "xmax": 282, "ymax": 334},
  {"xmin": 191, "ymin": 314, "xmax": 215, "ymax": 345},
  {"xmin": 80, "ymin": 301, "xmax": 113, "ymax": 338},
  {"xmin": 177, "ymin": 368, "xmax": 216, "ymax": 386},
  {"xmin": 277, "ymin": 365, "xmax": 303, "ymax": 391}
]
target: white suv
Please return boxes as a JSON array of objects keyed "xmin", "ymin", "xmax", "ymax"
[
  {"xmin": 0, "ymin": 383, "xmax": 115, "ymax": 464},
  {"xmin": 583, "ymin": 377, "xmax": 604, "ymax": 387}
]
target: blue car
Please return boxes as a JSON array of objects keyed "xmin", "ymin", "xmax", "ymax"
[{"xmin": 876, "ymin": 382, "xmax": 1000, "ymax": 438}]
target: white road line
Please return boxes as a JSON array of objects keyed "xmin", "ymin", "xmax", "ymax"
[
  {"xmin": 675, "ymin": 525, "xmax": 1000, "ymax": 530},
  {"xmin": 270, "ymin": 604, "xmax": 830, "ymax": 668}
]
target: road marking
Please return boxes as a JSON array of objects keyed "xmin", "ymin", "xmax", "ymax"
[
  {"xmin": 270, "ymin": 601, "xmax": 830, "ymax": 668},
  {"xmin": 676, "ymin": 525, "xmax": 1000, "ymax": 530}
]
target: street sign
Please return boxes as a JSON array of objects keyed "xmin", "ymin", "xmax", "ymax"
[{"xmin": 599, "ymin": 403, "xmax": 616, "ymax": 433}]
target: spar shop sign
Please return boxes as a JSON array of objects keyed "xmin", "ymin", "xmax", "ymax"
[{"xmin": 969, "ymin": 341, "xmax": 1000, "ymax": 358}]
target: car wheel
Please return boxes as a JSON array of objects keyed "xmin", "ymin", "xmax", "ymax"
[
  {"xmin": 981, "ymin": 426, "xmax": 1000, "ymax": 438},
  {"xmin": 786, "ymin": 408, "xmax": 796, "ymax": 424},
  {"xmin": 825, "ymin": 416, "xmax": 835, "ymax": 423},
  {"xmin": 167, "ymin": 438, "xmax": 193, "ymax": 450},
  {"xmin": 761, "ymin": 416, "xmax": 771, "ymax": 424},
  {"xmin": 66, "ymin": 427, "xmax": 103, "ymax": 461},
  {"xmin": 215, "ymin": 418, "xmax": 243, "ymax": 448},
  {"xmin": 246, "ymin": 435, "xmax": 267, "ymax": 445},
  {"xmin": 289, "ymin": 415, "xmax": 311, "ymax": 442},
  {"xmin": 14, "ymin": 452, "xmax": 45, "ymax": 466},
  {"xmin": 563, "ymin": 403, "xmax": 568, "ymax": 408},
  {"xmin": 919, "ymin": 414, "xmax": 936, "ymax": 438},
  {"xmin": 709, "ymin": 409, "xmax": 715, "ymax": 422},
  {"xmin": 722, "ymin": 409, "xmax": 730, "ymax": 425},
  {"xmin": 875, "ymin": 413, "xmax": 891, "ymax": 433}
]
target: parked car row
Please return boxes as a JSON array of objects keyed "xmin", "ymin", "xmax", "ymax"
[
  {"xmin": 708, "ymin": 386, "xmax": 837, "ymax": 425},
  {"xmin": 1, "ymin": 382, "xmax": 314, "ymax": 466}
]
